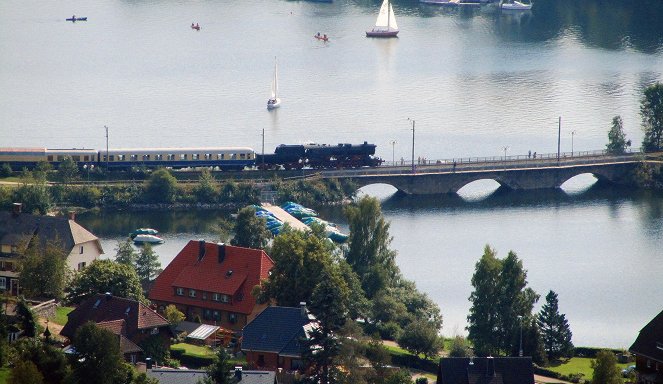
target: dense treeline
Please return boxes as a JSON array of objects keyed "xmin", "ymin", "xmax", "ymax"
[{"xmin": 0, "ymin": 166, "xmax": 357, "ymax": 214}]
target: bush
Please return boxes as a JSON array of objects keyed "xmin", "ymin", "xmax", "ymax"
[
  {"xmin": 416, "ymin": 378, "xmax": 428, "ymax": 384},
  {"xmin": 169, "ymin": 347, "xmax": 216, "ymax": 369},
  {"xmin": 378, "ymin": 321, "xmax": 403, "ymax": 341},
  {"xmin": 0, "ymin": 163, "xmax": 12, "ymax": 178},
  {"xmin": 67, "ymin": 186, "xmax": 102, "ymax": 208}
]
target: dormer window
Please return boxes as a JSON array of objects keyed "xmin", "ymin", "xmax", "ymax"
[
  {"xmin": 176, "ymin": 287, "xmax": 184, "ymax": 296},
  {"xmin": 151, "ymin": 328, "xmax": 159, "ymax": 335},
  {"xmin": 189, "ymin": 289, "xmax": 197, "ymax": 298}
]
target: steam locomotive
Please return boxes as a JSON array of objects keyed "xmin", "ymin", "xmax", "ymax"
[{"xmin": 0, "ymin": 142, "xmax": 382, "ymax": 171}]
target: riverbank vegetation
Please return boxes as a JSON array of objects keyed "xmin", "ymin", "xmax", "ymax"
[{"xmin": 0, "ymin": 165, "xmax": 357, "ymax": 215}]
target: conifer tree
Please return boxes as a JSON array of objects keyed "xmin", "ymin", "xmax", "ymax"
[
  {"xmin": 537, "ymin": 290, "xmax": 574, "ymax": 360},
  {"xmin": 115, "ymin": 239, "xmax": 138, "ymax": 266},
  {"xmin": 135, "ymin": 243, "xmax": 161, "ymax": 285},
  {"xmin": 606, "ymin": 115, "xmax": 631, "ymax": 155}
]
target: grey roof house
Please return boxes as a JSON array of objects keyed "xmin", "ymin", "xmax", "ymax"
[
  {"xmin": 437, "ymin": 357, "xmax": 535, "ymax": 384},
  {"xmin": 241, "ymin": 303, "xmax": 316, "ymax": 371}
]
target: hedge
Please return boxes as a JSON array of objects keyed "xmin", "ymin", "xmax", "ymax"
[{"xmin": 170, "ymin": 347, "xmax": 216, "ymax": 369}]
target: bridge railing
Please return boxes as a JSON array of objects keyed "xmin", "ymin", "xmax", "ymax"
[{"xmin": 322, "ymin": 150, "xmax": 643, "ymax": 178}]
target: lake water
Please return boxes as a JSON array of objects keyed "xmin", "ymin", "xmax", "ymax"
[{"xmin": 3, "ymin": 0, "xmax": 663, "ymax": 348}]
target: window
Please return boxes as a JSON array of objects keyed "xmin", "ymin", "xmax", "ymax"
[
  {"xmin": 202, "ymin": 292, "xmax": 207, "ymax": 300},
  {"xmin": 151, "ymin": 328, "xmax": 159, "ymax": 335},
  {"xmin": 219, "ymin": 154, "xmax": 225, "ymax": 160},
  {"xmin": 204, "ymin": 309, "xmax": 211, "ymax": 320},
  {"xmin": 213, "ymin": 311, "xmax": 221, "ymax": 321},
  {"xmin": 167, "ymin": 154, "xmax": 175, "ymax": 160},
  {"xmin": 189, "ymin": 289, "xmax": 197, "ymax": 298},
  {"xmin": 0, "ymin": 244, "xmax": 10, "ymax": 254},
  {"xmin": 72, "ymin": 155, "xmax": 80, "ymax": 161},
  {"xmin": 79, "ymin": 246, "xmax": 84, "ymax": 254},
  {"xmin": 77, "ymin": 262, "xmax": 86, "ymax": 271},
  {"xmin": 155, "ymin": 154, "xmax": 163, "ymax": 161},
  {"xmin": 109, "ymin": 155, "xmax": 115, "ymax": 161},
  {"xmin": 176, "ymin": 287, "xmax": 184, "ymax": 296},
  {"xmin": 240, "ymin": 153, "xmax": 246, "ymax": 159},
  {"xmin": 83, "ymin": 155, "xmax": 89, "ymax": 161},
  {"xmin": 221, "ymin": 294, "xmax": 230, "ymax": 303},
  {"xmin": 47, "ymin": 155, "xmax": 53, "ymax": 161},
  {"xmin": 212, "ymin": 293, "xmax": 221, "ymax": 302},
  {"xmin": 205, "ymin": 154, "xmax": 212, "ymax": 160},
  {"xmin": 180, "ymin": 154, "xmax": 187, "ymax": 160},
  {"xmin": 229, "ymin": 313, "xmax": 237, "ymax": 324},
  {"xmin": 192, "ymin": 154, "xmax": 199, "ymax": 160},
  {"xmin": 117, "ymin": 154, "xmax": 125, "ymax": 161},
  {"xmin": 0, "ymin": 278, "xmax": 5, "ymax": 290},
  {"xmin": 57, "ymin": 156, "xmax": 64, "ymax": 161},
  {"xmin": 130, "ymin": 154, "xmax": 138, "ymax": 161}
]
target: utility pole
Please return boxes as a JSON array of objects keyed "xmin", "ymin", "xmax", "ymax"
[
  {"xmin": 105, "ymin": 125, "xmax": 109, "ymax": 172},
  {"xmin": 390, "ymin": 140, "xmax": 396, "ymax": 165},
  {"xmin": 518, "ymin": 315, "xmax": 523, "ymax": 357},
  {"xmin": 261, "ymin": 128, "xmax": 265, "ymax": 170},
  {"xmin": 571, "ymin": 130, "xmax": 576, "ymax": 156},
  {"xmin": 409, "ymin": 118, "xmax": 415, "ymax": 174},
  {"xmin": 557, "ymin": 116, "xmax": 561, "ymax": 163}
]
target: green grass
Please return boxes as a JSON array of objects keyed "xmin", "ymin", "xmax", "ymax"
[
  {"xmin": 51, "ymin": 306, "xmax": 74, "ymax": 326},
  {"xmin": 0, "ymin": 366, "xmax": 10, "ymax": 384},
  {"xmin": 383, "ymin": 344, "xmax": 411, "ymax": 357},
  {"xmin": 171, "ymin": 342, "xmax": 215, "ymax": 357},
  {"xmin": 547, "ymin": 357, "xmax": 632, "ymax": 379}
]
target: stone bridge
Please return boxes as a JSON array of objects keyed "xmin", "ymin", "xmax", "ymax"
[{"xmin": 320, "ymin": 153, "xmax": 645, "ymax": 195}]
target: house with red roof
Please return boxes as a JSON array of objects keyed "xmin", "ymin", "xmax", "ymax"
[
  {"xmin": 60, "ymin": 293, "xmax": 171, "ymax": 363},
  {"xmin": 149, "ymin": 240, "xmax": 274, "ymax": 331}
]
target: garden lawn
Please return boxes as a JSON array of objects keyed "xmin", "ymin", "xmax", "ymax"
[
  {"xmin": 51, "ymin": 306, "xmax": 74, "ymax": 326},
  {"xmin": 171, "ymin": 343, "xmax": 214, "ymax": 357},
  {"xmin": 547, "ymin": 357, "xmax": 631, "ymax": 379}
]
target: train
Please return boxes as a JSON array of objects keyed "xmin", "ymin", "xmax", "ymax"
[{"xmin": 0, "ymin": 142, "xmax": 383, "ymax": 172}]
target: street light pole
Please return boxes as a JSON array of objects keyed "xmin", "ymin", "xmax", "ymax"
[
  {"xmin": 408, "ymin": 118, "xmax": 415, "ymax": 174},
  {"xmin": 390, "ymin": 140, "xmax": 396, "ymax": 166},
  {"xmin": 518, "ymin": 315, "xmax": 523, "ymax": 357},
  {"xmin": 261, "ymin": 128, "xmax": 265, "ymax": 170},
  {"xmin": 557, "ymin": 116, "xmax": 561, "ymax": 163},
  {"xmin": 571, "ymin": 130, "xmax": 576, "ymax": 157},
  {"xmin": 104, "ymin": 125, "xmax": 109, "ymax": 172},
  {"xmin": 503, "ymin": 146, "xmax": 509, "ymax": 170}
]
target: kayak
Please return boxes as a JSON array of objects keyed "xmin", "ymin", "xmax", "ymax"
[{"xmin": 66, "ymin": 17, "xmax": 87, "ymax": 21}]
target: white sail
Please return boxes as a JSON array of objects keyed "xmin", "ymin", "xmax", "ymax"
[
  {"xmin": 374, "ymin": 0, "xmax": 390, "ymax": 27},
  {"xmin": 388, "ymin": 3, "xmax": 398, "ymax": 30},
  {"xmin": 271, "ymin": 59, "xmax": 278, "ymax": 99}
]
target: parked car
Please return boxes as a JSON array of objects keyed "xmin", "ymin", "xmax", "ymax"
[{"xmin": 622, "ymin": 365, "xmax": 636, "ymax": 377}]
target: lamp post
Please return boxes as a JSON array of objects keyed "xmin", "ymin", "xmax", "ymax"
[
  {"xmin": 503, "ymin": 146, "xmax": 509, "ymax": 170},
  {"xmin": 408, "ymin": 118, "xmax": 415, "ymax": 174},
  {"xmin": 261, "ymin": 128, "xmax": 265, "ymax": 170},
  {"xmin": 104, "ymin": 125, "xmax": 109, "ymax": 172},
  {"xmin": 390, "ymin": 140, "xmax": 397, "ymax": 166},
  {"xmin": 571, "ymin": 130, "xmax": 576, "ymax": 157},
  {"xmin": 518, "ymin": 315, "xmax": 523, "ymax": 357}
]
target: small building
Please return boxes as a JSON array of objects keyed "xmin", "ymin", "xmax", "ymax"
[
  {"xmin": 241, "ymin": 303, "xmax": 316, "ymax": 371},
  {"xmin": 437, "ymin": 357, "xmax": 535, "ymax": 384},
  {"xmin": 146, "ymin": 367, "xmax": 277, "ymax": 384},
  {"xmin": 149, "ymin": 240, "xmax": 274, "ymax": 331},
  {"xmin": 0, "ymin": 203, "xmax": 103, "ymax": 295},
  {"xmin": 60, "ymin": 293, "xmax": 171, "ymax": 363},
  {"xmin": 629, "ymin": 309, "xmax": 663, "ymax": 383}
]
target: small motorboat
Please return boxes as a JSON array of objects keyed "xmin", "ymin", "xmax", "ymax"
[
  {"xmin": 66, "ymin": 16, "xmax": 87, "ymax": 22},
  {"xmin": 130, "ymin": 228, "xmax": 159, "ymax": 237},
  {"xmin": 501, "ymin": 1, "xmax": 532, "ymax": 10},
  {"xmin": 191, "ymin": 23, "xmax": 201, "ymax": 30},
  {"xmin": 133, "ymin": 234, "xmax": 165, "ymax": 244}
]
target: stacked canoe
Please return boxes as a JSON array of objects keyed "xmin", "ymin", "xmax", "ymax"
[
  {"xmin": 253, "ymin": 205, "xmax": 285, "ymax": 235},
  {"xmin": 130, "ymin": 228, "xmax": 165, "ymax": 244},
  {"xmin": 282, "ymin": 202, "xmax": 349, "ymax": 243}
]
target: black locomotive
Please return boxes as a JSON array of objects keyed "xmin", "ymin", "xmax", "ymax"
[{"xmin": 256, "ymin": 142, "xmax": 383, "ymax": 170}]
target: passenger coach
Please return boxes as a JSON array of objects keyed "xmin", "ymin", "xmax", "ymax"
[{"xmin": 100, "ymin": 147, "xmax": 255, "ymax": 170}]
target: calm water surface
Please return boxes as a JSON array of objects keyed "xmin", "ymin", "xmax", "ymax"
[{"xmin": 4, "ymin": 0, "xmax": 663, "ymax": 348}]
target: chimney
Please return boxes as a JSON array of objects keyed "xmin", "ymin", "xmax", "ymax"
[
  {"xmin": 68, "ymin": 211, "xmax": 76, "ymax": 221},
  {"xmin": 234, "ymin": 366, "xmax": 242, "ymax": 381},
  {"xmin": 300, "ymin": 302, "xmax": 307, "ymax": 318},
  {"xmin": 12, "ymin": 203, "xmax": 22, "ymax": 215},
  {"xmin": 198, "ymin": 240, "xmax": 206, "ymax": 261},
  {"xmin": 145, "ymin": 358, "xmax": 153, "ymax": 370},
  {"xmin": 218, "ymin": 243, "xmax": 226, "ymax": 264}
]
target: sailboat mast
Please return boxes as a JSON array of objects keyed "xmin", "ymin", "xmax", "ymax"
[{"xmin": 387, "ymin": 0, "xmax": 390, "ymax": 29}]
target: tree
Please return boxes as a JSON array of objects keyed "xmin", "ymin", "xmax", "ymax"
[
  {"xmin": 305, "ymin": 269, "xmax": 350, "ymax": 384},
  {"xmin": 397, "ymin": 320, "xmax": 441, "ymax": 359},
  {"xmin": 606, "ymin": 116, "xmax": 631, "ymax": 155},
  {"xmin": 202, "ymin": 347, "xmax": 233, "ymax": 384},
  {"xmin": 19, "ymin": 240, "xmax": 68, "ymax": 300},
  {"xmin": 537, "ymin": 290, "xmax": 574, "ymax": 360},
  {"xmin": 65, "ymin": 259, "xmax": 145, "ymax": 304},
  {"xmin": 449, "ymin": 336, "xmax": 470, "ymax": 357},
  {"xmin": 256, "ymin": 229, "xmax": 333, "ymax": 306},
  {"xmin": 641, "ymin": 82, "xmax": 663, "ymax": 152},
  {"xmin": 193, "ymin": 169, "xmax": 219, "ymax": 203},
  {"xmin": 145, "ymin": 168, "xmax": 178, "ymax": 203},
  {"xmin": 16, "ymin": 298, "xmax": 37, "ymax": 337},
  {"xmin": 12, "ymin": 338, "xmax": 71, "ymax": 384},
  {"xmin": 57, "ymin": 156, "xmax": 79, "ymax": 186},
  {"xmin": 115, "ymin": 239, "xmax": 138, "ymax": 266},
  {"xmin": 591, "ymin": 350, "xmax": 622, "ymax": 384},
  {"xmin": 345, "ymin": 197, "xmax": 398, "ymax": 298},
  {"xmin": 72, "ymin": 322, "xmax": 125, "ymax": 384},
  {"xmin": 230, "ymin": 206, "xmax": 270, "ymax": 249},
  {"xmin": 9, "ymin": 360, "xmax": 44, "ymax": 384},
  {"xmin": 467, "ymin": 246, "xmax": 538, "ymax": 356},
  {"xmin": 135, "ymin": 243, "xmax": 161, "ymax": 285},
  {"xmin": 13, "ymin": 173, "xmax": 51, "ymax": 215},
  {"xmin": 164, "ymin": 304, "xmax": 185, "ymax": 325}
]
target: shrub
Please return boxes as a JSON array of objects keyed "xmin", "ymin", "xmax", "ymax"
[{"xmin": 0, "ymin": 163, "xmax": 12, "ymax": 178}]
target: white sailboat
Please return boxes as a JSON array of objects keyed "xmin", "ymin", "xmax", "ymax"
[
  {"xmin": 501, "ymin": 0, "xmax": 532, "ymax": 10},
  {"xmin": 267, "ymin": 57, "xmax": 281, "ymax": 110},
  {"xmin": 366, "ymin": 0, "xmax": 399, "ymax": 38}
]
